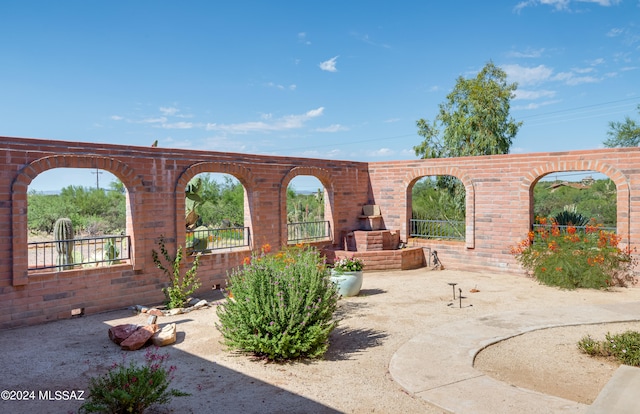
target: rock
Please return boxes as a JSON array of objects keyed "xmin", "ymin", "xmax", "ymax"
[
  {"xmin": 151, "ymin": 323, "xmax": 177, "ymax": 347},
  {"xmin": 192, "ymin": 299, "xmax": 208, "ymax": 309},
  {"xmin": 147, "ymin": 309, "xmax": 163, "ymax": 317},
  {"xmin": 167, "ymin": 308, "xmax": 182, "ymax": 316},
  {"xmin": 146, "ymin": 315, "xmax": 157, "ymax": 325},
  {"xmin": 108, "ymin": 324, "xmax": 139, "ymax": 345},
  {"xmin": 188, "ymin": 297, "xmax": 201, "ymax": 307},
  {"xmin": 120, "ymin": 324, "xmax": 158, "ymax": 351}
]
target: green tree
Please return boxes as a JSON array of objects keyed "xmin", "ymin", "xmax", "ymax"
[
  {"xmin": 412, "ymin": 176, "xmax": 464, "ymax": 221},
  {"xmin": 414, "ymin": 61, "xmax": 522, "ymax": 159},
  {"xmin": 194, "ymin": 174, "xmax": 244, "ymax": 227},
  {"xmin": 603, "ymin": 104, "xmax": 640, "ymax": 148}
]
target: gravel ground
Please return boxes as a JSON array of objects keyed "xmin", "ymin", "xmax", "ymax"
[{"xmin": 1, "ymin": 268, "xmax": 639, "ymax": 414}]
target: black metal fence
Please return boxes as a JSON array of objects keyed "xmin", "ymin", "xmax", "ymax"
[
  {"xmin": 287, "ymin": 220, "xmax": 331, "ymax": 243},
  {"xmin": 28, "ymin": 235, "xmax": 131, "ymax": 271},
  {"xmin": 410, "ymin": 219, "xmax": 465, "ymax": 241},
  {"xmin": 186, "ymin": 226, "xmax": 251, "ymax": 253}
]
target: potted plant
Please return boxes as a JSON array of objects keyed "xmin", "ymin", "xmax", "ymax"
[{"xmin": 330, "ymin": 256, "xmax": 365, "ymax": 297}]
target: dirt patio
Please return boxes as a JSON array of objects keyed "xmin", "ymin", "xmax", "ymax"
[{"xmin": 1, "ymin": 268, "xmax": 639, "ymax": 414}]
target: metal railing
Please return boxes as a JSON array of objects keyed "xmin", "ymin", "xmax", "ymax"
[
  {"xmin": 532, "ymin": 224, "xmax": 617, "ymax": 234},
  {"xmin": 287, "ymin": 220, "xmax": 331, "ymax": 243},
  {"xmin": 410, "ymin": 219, "xmax": 465, "ymax": 241},
  {"xmin": 28, "ymin": 235, "xmax": 131, "ymax": 271},
  {"xmin": 186, "ymin": 226, "xmax": 250, "ymax": 253}
]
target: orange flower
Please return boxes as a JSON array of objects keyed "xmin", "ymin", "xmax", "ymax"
[
  {"xmin": 567, "ymin": 226, "xmax": 576, "ymax": 235},
  {"xmin": 261, "ymin": 243, "xmax": 272, "ymax": 254},
  {"xmin": 243, "ymin": 256, "xmax": 251, "ymax": 265}
]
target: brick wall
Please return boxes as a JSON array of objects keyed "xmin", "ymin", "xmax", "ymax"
[
  {"xmin": 2, "ymin": 137, "xmax": 639, "ymax": 328},
  {"xmin": 369, "ymin": 149, "xmax": 639, "ymax": 272}
]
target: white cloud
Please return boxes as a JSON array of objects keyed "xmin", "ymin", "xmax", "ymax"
[
  {"xmin": 607, "ymin": 27, "xmax": 624, "ymax": 37},
  {"xmin": 503, "ymin": 64, "xmax": 554, "ymax": 86},
  {"xmin": 110, "ymin": 115, "xmax": 123, "ymax": 121},
  {"xmin": 140, "ymin": 117, "xmax": 167, "ymax": 124},
  {"xmin": 315, "ymin": 124, "xmax": 348, "ymax": 133},
  {"xmin": 319, "ymin": 56, "xmax": 339, "ymax": 72},
  {"xmin": 513, "ymin": 100, "xmax": 561, "ymax": 110},
  {"xmin": 298, "ymin": 32, "xmax": 311, "ymax": 45},
  {"xmin": 350, "ymin": 31, "xmax": 391, "ymax": 48},
  {"xmin": 160, "ymin": 107, "xmax": 179, "ymax": 116},
  {"xmin": 384, "ymin": 118, "xmax": 401, "ymax": 123},
  {"xmin": 160, "ymin": 122, "xmax": 194, "ymax": 129},
  {"xmin": 504, "ymin": 63, "xmax": 603, "ymax": 87},
  {"xmin": 507, "ymin": 48, "xmax": 545, "ymax": 58},
  {"xmin": 266, "ymin": 82, "xmax": 297, "ymax": 91},
  {"xmin": 572, "ymin": 66, "xmax": 595, "ymax": 74},
  {"xmin": 514, "ymin": 0, "xmax": 621, "ymax": 12},
  {"xmin": 367, "ymin": 148, "xmax": 394, "ymax": 157},
  {"xmin": 553, "ymin": 71, "xmax": 600, "ymax": 85},
  {"xmin": 200, "ymin": 135, "xmax": 248, "ymax": 152},
  {"xmin": 514, "ymin": 89, "xmax": 557, "ymax": 100},
  {"xmin": 206, "ymin": 107, "xmax": 325, "ymax": 134}
]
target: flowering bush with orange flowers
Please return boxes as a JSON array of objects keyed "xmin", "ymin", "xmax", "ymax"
[
  {"xmin": 216, "ymin": 244, "xmax": 339, "ymax": 360},
  {"xmin": 511, "ymin": 217, "xmax": 637, "ymax": 289}
]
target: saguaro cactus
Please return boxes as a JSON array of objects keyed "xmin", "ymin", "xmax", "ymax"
[{"xmin": 53, "ymin": 217, "xmax": 75, "ymax": 270}]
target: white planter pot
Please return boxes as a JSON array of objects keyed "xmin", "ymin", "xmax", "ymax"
[{"xmin": 330, "ymin": 269, "xmax": 363, "ymax": 297}]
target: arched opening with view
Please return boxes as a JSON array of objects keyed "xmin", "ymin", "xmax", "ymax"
[
  {"xmin": 184, "ymin": 172, "xmax": 250, "ymax": 254},
  {"xmin": 533, "ymin": 171, "xmax": 617, "ymax": 232},
  {"xmin": 286, "ymin": 174, "xmax": 332, "ymax": 245},
  {"xmin": 409, "ymin": 175, "xmax": 466, "ymax": 242},
  {"xmin": 26, "ymin": 167, "xmax": 130, "ymax": 271}
]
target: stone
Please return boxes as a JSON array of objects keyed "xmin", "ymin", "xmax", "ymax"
[
  {"xmin": 151, "ymin": 323, "xmax": 177, "ymax": 347},
  {"xmin": 167, "ymin": 308, "xmax": 182, "ymax": 316},
  {"xmin": 192, "ymin": 299, "xmax": 208, "ymax": 309},
  {"xmin": 120, "ymin": 324, "xmax": 158, "ymax": 351},
  {"xmin": 188, "ymin": 297, "xmax": 201, "ymax": 307},
  {"xmin": 108, "ymin": 324, "xmax": 139, "ymax": 345},
  {"xmin": 146, "ymin": 315, "xmax": 157, "ymax": 325},
  {"xmin": 147, "ymin": 309, "xmax": 163, "ymax": 317}
]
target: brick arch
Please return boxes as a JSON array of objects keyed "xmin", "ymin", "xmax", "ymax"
[
  {"xmin": 280, "ymin": 166, "xmax": 335, "ymax": 246},
  {"xmin": 11, "ymin": 155, "xmax": 145, "ymax": 285},
  {"xmin": 176, "ymin": 162, "xmax": 256, "ymax": 248},
  {"xmin": 402, "ymin": 166, "xmax": 476, "ymax": 249},
  {"xmin": 522, "ymin": 160, "xmax": 630, "ymax": 244}
]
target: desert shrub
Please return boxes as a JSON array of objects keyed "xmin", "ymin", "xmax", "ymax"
[
  {"xmin": 511, "ymin": 217, "xmax": 637, "ymax": 289},
  {"xmin": 578, "ymin": 330, "xmax": 640, "ymax": 367},
  {"xmin": 80, "ymin": 347, "xmax": 189, "ymax": 414},
  {"xmin": 577, "ymin": 335, "xmax": 601, "ymax": 356},
  {"xmin": 152, "ymin": 235, "xmax": 201, "ymax": 309},
  {"xmin": 216, "ymin": 244, "xmax": 339, "ymax": 361}
]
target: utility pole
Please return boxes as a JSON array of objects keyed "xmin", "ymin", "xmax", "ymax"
[{"xmin": 92, "ymin": 168, "xmax": 103, "ymax": 190}]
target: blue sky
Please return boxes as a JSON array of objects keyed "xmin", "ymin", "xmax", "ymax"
[{"xmin": 2, "ymin": 0, "xmax": 639, "ymax": 191}]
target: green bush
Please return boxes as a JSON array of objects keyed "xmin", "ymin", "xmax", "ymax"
[
  {"xmin": 511, "ymin": 217, "xmax": 637, "ymax": 289},
  {"xmin": 578, "ymin": 330, "xmax": 640, "ymax": 367},
  {"xmin": 80, "ymin": 347, "xmax": 189, "ymax": 414},
  {"xmin": 216, "ymin": 244, "xmax": 339, "ymax": 361}
]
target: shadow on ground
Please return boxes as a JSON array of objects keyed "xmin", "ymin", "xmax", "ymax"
[{"xmin": 0, "ymin": 305, "xmax": 341, "ymax": 414}]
